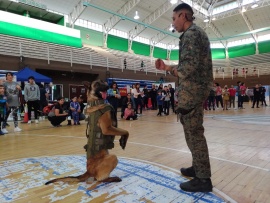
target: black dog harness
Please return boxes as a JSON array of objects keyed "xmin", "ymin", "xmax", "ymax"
[{"xmin": 84, "ymin": 100, "xmax": 117, "ymax": 158}]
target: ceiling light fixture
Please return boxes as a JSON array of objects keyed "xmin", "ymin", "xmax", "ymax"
[
  {"xmin": 134, "ymin": 11, "xmax": 139, "ymax": 19},
  {"xmin": 251, "ymin": 3, "xmax": 258, "ymax": 8},
  {"xmin": 170, "ymin": 0, "xmax": 178, "ymax": 4},
  {"xmin": 204, "ymin": 18, "xmax": 209, "ymax": 23},
  {"xmin": 212, "ymin": 17, "xmax": 216, "ymax": 21}
]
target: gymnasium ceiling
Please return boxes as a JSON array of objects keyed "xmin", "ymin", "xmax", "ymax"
[{"xmin": 31, "ymin": 0, "xmax": 270, "ymax": 46}]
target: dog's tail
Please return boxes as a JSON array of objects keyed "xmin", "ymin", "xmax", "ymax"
[{"xmin": 45, "ymin": 171, "xmax": 90, "ymax": 185}]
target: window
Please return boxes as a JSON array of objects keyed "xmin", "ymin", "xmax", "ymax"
[
  {"xmin": 211, "ymin": 43, "xmax": 225, "ymax": 48},
  {"xmin": 258, "ymin": 34, "xmax": 270, "ymax": 42},
  {"xmin": 227, "ymin": 38, "xmax": 255, "ymax": 47}
]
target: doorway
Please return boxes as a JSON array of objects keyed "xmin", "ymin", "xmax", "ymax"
[
  {"xmin": 47, "ymin": 84, "xmax": 63, "ymax": 101},
  {"xmin": 69, "ymin": 84, "xmax": 87, "ymax": 102}
]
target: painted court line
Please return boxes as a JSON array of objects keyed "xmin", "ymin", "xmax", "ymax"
[
  {"xmin": 122, "ymin": 156, "xmax": 237, "ymax": 203},
  {"xmin": 15, "ymin": 133, "xmax": 270, "ymax": 173}
]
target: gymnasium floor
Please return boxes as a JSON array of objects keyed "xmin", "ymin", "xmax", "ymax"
[{"xmin": 0, "ymin": 102, "xmax": 269, "ymax": 203}]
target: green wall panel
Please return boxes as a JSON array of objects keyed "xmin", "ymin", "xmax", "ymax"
[
  {"xmin": 258, "ymin": 40, "xmax": 270, "ymax": 54},
  {"xmin": 107, "ymin": 35, "xmax": 128, "ymax": 52},
  {"xmin": 75, "ymin": 25, "xmax": 103, "ymax": 47},
  {"xmin": 57, "ymin": 17, "xmax": 64, "ymax": 26},
  {"xmin": 153, "ymin": 47, "xmax": 167, "ymax": 59},
  {"xmin": 170, "ymin": 50, "xmax": 179, "ymax": 60},
  {"xmin": 132, "ymin": 41, "xmax": 150, "ymax": 56},
  {"xmin": 0, "ymin": 21, "xmax": 82, "ymax": 48},
  {"xmin": 211, "ymin": 48, "xmax": 226, "ymax": 59},
  {"xmin": 228, "ymin": 43, "xmax": 255, "ymax": 58}
]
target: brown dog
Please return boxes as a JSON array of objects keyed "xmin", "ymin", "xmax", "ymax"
[{"xmin": 45, "ymin": 79, "xmax": 129, "ymax": 185}]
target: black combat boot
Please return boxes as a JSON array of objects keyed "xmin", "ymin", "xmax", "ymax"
[
  {"xmin": 180, "ymin": 166, "xmax": 196, "ymax": 177},
  {"xmin": 180, "ymin": 177, "xmax": 213, "ymax": 192},
  {"xmin": 67, "ymin": 120, "xmax": 72, "ymax": 125}
]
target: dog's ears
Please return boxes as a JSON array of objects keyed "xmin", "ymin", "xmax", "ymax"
[{"xmin": 82, "ymin": 81, "xmax": 91, "ymax": 89}]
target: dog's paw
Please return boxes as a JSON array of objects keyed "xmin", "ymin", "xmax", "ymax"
[{"xmin": 119, "ymin": 136, "xmax": 127, "ymax": 150}]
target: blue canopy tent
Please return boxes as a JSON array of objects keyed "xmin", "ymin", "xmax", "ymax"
[{"xmin": 15, "ymin": 67, "xmax": 52, "ymax": 83}]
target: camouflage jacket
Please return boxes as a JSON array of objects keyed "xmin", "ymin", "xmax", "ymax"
[{"xmin": 176, "ymin": 23, "xmax": 213, "ymax": 110}]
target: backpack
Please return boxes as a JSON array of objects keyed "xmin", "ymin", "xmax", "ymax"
[{"xmin": 43, "ymin": 104, "xmax": 55, "ymax": 115}]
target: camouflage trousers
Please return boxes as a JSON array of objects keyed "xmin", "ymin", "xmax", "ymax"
[{"xmin": 179, "ymin": 105, "xmax": 211, "ymax": 178}]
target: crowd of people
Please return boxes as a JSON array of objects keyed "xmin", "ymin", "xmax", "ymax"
[
  {"xmin": 0, "ymin": 72, "xmax": 88, "ymax": 133},
  {"xmin": 106, "ymin": 82, "xmax": 177, "ymax": 121},
  {"xmin": 47, "ymin": 95, "xmax": 85, "ymax": 127},
  {"xmin": 204, "ymin": 82, "xmax": 268, "ymax": 111}
]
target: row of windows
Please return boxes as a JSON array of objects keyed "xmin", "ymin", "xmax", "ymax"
[
  {"xmin": 211, "ymin": 34, "xmax": 270, "ymax": 48},
  {"xmin": 213, "ymin": 0, "xmax": 260, "ymax": 15},
  {"xmin": 48, "ymin": 8, "xmax": 268, "ymax": 50}
]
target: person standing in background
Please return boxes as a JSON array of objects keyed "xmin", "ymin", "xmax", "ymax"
[
  {"xmin": 0, "ymin": 85, "xmax": 8, "ymax": 135},
  {"xmin": 168, "ymin": 84, "xmax": 175, "ymax": 113},
  {"xmin": 252, "ymin": 84, "xmax": 261, "ymax": 108},
  {"xmin": 2, "ymin": 72, "xmax": 22, "ymax": 133},
  {"xmin": 39, "ymin": 84, "xmax": 49, "ymax": 120},
  {"xmin": 246, "ymin": 87, "xmax": 254, "ymax": 103},
  {"xmin": 259, "ymin": 84, "xmax": 268, "ymax": 106},
  {"xmin": 142, "ymin": 85, "xmax": 149, "ymax": 110},
  {"xmin": 239, "ymin": 82, "xmax": 246, "ymax": 109},
  {"xmin": 78, "ymin": 95, "xmax": 86, "ymax": 122},
  {"xmin": 208, "ymin": 84, "xmax": 216, "ymax": 111},
  {"xmin": 24, "ymin": 76, "xmax": 40, "ymax": 124},
  {"xmin": 222, "ymin": 85, "xmax": 230, "ymax": 110},
  {"xmin": 132, "ymin": 83, "xmax": 143, "ymax": 115},
  {"xmin": 156, "ymin": 90, "xmax": 164, "ymax": 116},
  {"xmin": 140, "ymin": 60, "xmax": 144, "ymax": 71},
  {"xmin": 107, "ymin": 82, "xmax": 121, "ymax": 117},
  {"xmin": 228, "ymin": 85, "xmax": 236, "ymax": 109},
  {"xmin": 149, "ymin": 84, "xmax": 157, "ymax": 110},
  {"xmin": 70, "ymin": 96, "xmax": 80, "ymax": 125},
  {"xmin": 236, "ymin": 81, "xmax": 242, "ymax": 109},
  {"xmin": 215, "ymin": 83, "xmax": 223, "ymax": 109},
  {"xmin": 163, "ymin": 85, "xmax": 171, "ymax": 115}
]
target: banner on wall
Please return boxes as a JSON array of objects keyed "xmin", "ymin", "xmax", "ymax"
[{"xmin": 119, "ymin": 88, "xmax": 127, "ymax": 96}]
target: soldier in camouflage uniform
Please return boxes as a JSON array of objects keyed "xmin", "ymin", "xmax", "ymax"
[{"xmin": 155, "ymin": 3, "xmax": 213, "ymax": 192}]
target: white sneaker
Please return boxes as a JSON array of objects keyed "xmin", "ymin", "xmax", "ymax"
[
  {"xmin": 2, "ymin": 128, "xmax": 8, "ymax": 134},
  {"xmin": 27, "ymin": 120, "xmax": 32, "ymax": 124},
  {"xmin": 14, "ymin": 127, "xmax": 22, "ymax": 132},
  {"xmin": 35, "ymin": 119, "xmax": 39, "ymax": 124}
]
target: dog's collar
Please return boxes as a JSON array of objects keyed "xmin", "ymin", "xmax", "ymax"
[{"xmin": 87, "ymin": 99, "xmax": 105, "ymax": 107}]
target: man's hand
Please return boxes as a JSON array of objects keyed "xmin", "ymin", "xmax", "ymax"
[
  {"xmin": 119, "ymin": 134, "xmax": 129, "ymax": 150},
  {"xmin": 16, "ymin": 85, "xmax": 21, "ymax": 90},
  {"xmin": 155, "ymin": 59, "xmax": 166, "ymax": 71}
]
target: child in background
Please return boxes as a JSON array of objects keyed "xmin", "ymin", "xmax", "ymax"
[
  {"xmin": 70, "ymin": 96, "xmax": 80, "ymax": 125},
  {"xmin": 0, "ymin": 85, "xmax": 8, "ymax": 135},
  {"xmin": 124, "ymin": 102, "xmax": 137, "ymax": 120},
  {"xmin": 222, "ymin": 85, "xmax": 230, "ymax": 110},
  {"xmin": 156, "ymin": 90, "xmax": 164, "ymax": 116}
]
